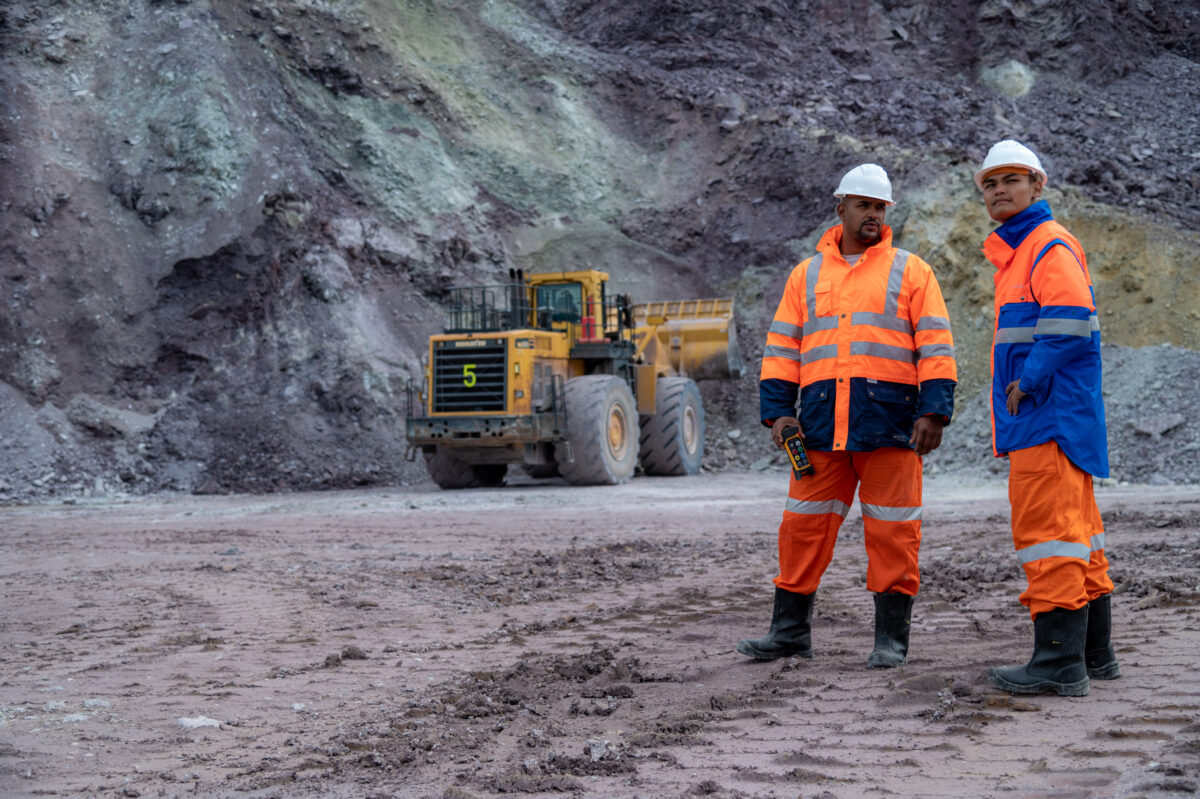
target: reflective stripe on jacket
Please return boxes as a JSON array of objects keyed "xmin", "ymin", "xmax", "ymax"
[
  {"xmin": 985, "ymin": 200, "xmax": 1109, "ymax": 477},
  {"xmin": 759, "ymin": 224, "xmax": 957, "ymax": 452}
]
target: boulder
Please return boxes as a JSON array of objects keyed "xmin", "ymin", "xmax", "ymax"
[{"xmin": 66, "ymin": 395, "xmax": 159, "ymax": 439}]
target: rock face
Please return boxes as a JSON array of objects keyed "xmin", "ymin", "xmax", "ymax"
[{"xmin": 0, "ymin": 0, "xmax": 1198, "ymax": 500}]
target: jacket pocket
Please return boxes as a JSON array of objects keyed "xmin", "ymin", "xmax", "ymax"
[
  {"xmin": 797, "ymin": 381, "xmax": 834, "ymax": 449},
  {"xmin": 1021, "ymin": 373, "xmax": 1053, "ymax": 410},
  {"xmin": 814, "ymin": 280, "xmax": 834, "ymax": 317},
  {"xmin": 994, "ymin": 344, "xmax": 1037, "ymax": 408},
  {"xmin": 1002, "ymin": 282, "xmax": 1033, "ymax": 304},
  {"xmin": 852, "ymin": 379, "xmax": 917, "ymax": 449}
]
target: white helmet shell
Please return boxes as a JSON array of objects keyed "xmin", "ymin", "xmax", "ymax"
[
  {"xmin": 974, "ymin": 139, "xmax": 1048, "ymax": 188},
  {"xmin": 834, "ymin": 163, "xmax": 894, "ymax": 206}
]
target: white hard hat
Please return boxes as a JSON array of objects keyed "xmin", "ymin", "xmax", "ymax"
[
  {"xmin": 833, "ymin": 163, "xmax": 894, "ymax": 206},
  {"xmin": 974, "ymin": 139, "xmax": 1048, "ymax": 189}
]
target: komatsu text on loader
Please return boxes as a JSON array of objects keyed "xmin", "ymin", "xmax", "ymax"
[{"xmin": 405, "ymin": 269, "xmax": 744, "ymax": 488}]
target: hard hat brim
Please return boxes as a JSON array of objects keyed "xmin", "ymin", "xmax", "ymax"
[
  {"xmin": 834, "ymin": 193, "xmax": 895, "ymax": 207},
  {"xmin": 973, "ymin": 163, "xmax": 1048, "ymax": 190}
]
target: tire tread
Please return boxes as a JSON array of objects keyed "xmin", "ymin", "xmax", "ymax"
[
  {"xmin": 555, "ymin": 375, "xmax": 639, "ymax": 485},
  {"xmin": 639, "ymin": 377, "xmax": 704, "ymax": 476}
]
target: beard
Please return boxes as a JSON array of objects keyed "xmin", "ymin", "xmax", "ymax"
[{"xmin": 854, "ymin": 223, "xmax": 881, "ymax": 246}]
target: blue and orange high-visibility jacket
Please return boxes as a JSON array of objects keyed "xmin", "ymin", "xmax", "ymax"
[
  {"xmin": 985, "ymin": 199, "xmax": 1108, "ymax": 477},
  {"xmin": 759, "ymin": 224, "xmax": 957, "ymax": 451}
]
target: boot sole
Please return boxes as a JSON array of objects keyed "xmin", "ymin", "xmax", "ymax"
[
  {"xmin": 1087, "ymin": 661, "xmax": 1121, "ymax": 680},
  {"xmin": 866, "ymin": 652, "xmax": 906, "ymax": 668},
  {"xmin": 736, "ymin": 641, "xmax": 813, "ymax": 661},
  {"xmin": 987, "ymin": 668, "xmax": 1090, "ymax": 697}
]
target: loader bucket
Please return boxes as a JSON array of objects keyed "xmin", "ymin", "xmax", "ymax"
[{"xmin": 631, "ymin": 299, "xmax": 745, "ymax": 381}]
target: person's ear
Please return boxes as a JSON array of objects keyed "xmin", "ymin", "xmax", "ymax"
[{"xmin": 836, "ymin": 202, "xmax": 846, "ymax": 221}]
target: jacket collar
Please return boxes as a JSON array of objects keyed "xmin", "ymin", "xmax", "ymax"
[
  {"xmin": 992, "ymin": 199, "xmax": 1053, "ymax": 249},
  {"xmin": 982, "ymin": 199, "xmax": 1053, "ymax": 271},
  {"xmin": 816, "ymin": 223, "xmax": 893, "ymax": 262}
]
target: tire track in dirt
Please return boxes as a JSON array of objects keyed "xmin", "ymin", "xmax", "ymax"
[{"xmin": 1, "ymin": 476, "xmax": 1198, "ymax": 797}]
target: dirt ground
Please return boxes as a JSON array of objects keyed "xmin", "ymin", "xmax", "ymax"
[{"xmin": 2, "ymin": 471, "xmax": 1199, "ymax": 799}]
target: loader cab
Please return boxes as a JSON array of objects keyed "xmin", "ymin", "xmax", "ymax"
[
  {"xmin": 528, "ymin": 270, "xmax": 612, "ymax": 341},
  {"xmin": 535, "ymin": 282, "xmax": 583, "ymax": 325}
]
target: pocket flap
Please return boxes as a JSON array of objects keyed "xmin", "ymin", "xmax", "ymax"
[
  {"xmin": 1003, "ymin": 282, "xmax": 1033, "ymax": 304},
  {"xmin": 800, "ymin": 384, "xmax": 829, "ymax": 403},
  {"xmin": 866, "ymin": 383, "xmax": 915, "ymax": 405}
]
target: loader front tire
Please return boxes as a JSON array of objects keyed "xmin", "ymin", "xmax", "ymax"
[
  {"xmin": 555, "ymin": 375, "xmax": 639, "ymax": 486},
  {"xmin": 639, "ymin": 377, "xmax": 705, "ymax": 476},
  {"xmin": 423, "ymin": 448, "xmax": 507, "ymax": 489}
]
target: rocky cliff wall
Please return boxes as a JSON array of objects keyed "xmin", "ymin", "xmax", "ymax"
[{"xmin": 1, "ymin": 0, "xmax": 1197, "ymax": 501}]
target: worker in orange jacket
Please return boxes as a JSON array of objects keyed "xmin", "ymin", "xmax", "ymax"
[
  {"xmin": 976, "ymin": 140, "xmax": 1118, "ymax": 697},
  {"xmin": 737, "ymin": 163, "xmax": 957, "ymax": 668}
]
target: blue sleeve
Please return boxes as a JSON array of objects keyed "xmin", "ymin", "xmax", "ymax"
[
  {"xmin": 760, "ymin": 378, "xmax": 798, "ymax": 426},
  {"xmin": 917, "ymin": 378, "xmax": 956, "ymax": 424},
  {"xmin": 1019, "ymin": 305, "xmax": 1094, "ymax": 394}
]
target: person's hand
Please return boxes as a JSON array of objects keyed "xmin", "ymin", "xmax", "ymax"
[
  {"xmin": 1005, "ymin": 380, "xmax": 1027, "ymax": 416},
  {"xmin": 771, "ymin": 416, "xmax": 802, "ymax": 449},
  {"xmin": 910, "ymin": 415, "xmax": 945, "ymax": 456}
]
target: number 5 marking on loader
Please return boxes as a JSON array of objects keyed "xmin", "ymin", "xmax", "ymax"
[{"xmin": 462, "ymin": 363, "xmax": 477, "ymax": 388}]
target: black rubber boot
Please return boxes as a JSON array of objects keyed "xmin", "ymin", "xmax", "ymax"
[
  {"xmin": 988, "ymin": 606, "xmax": 1090, "ymax": 697},
  {"xmin": 866, "ymin": 592, "xmax": 915, "ymax": 668},
  {"xmin": 1085, "ymin": 594, "xmax": 1121, "ymax": 680},
  {"xmin": 736, "ymin": 587, "xmax": 815, "ymax": 660}
]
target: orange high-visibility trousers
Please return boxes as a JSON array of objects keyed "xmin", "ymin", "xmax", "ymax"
[
  {"xmin": 1009, "ymin": 441, "xmax": 1113, "ymax": 619},
  {"xmin": 775, "ymin": 448, "xmax": 922, "ymax": 596}
]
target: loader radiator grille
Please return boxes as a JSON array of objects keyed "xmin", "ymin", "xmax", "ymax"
[{"xmin": 432, "ymin": 340, "xmax": 507, "ymax": 413}]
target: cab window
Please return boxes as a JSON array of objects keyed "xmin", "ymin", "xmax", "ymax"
[{"xmin": 536, "ymin": 283, "xmax": 582, "ymax": 323}]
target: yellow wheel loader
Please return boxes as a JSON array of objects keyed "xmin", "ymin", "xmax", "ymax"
[{"xmin": 405, "ymin": 269, "xmax": 743, "ymax": 488}]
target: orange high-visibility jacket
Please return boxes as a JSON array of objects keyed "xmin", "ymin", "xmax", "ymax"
[{"xmin": 760, "ymin": 224, "xmax": 957, "ymax": 451}]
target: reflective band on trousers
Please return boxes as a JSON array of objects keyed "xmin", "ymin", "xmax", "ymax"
[
  {"xmin": 861, "ymin": 502, "xmax": 922, "ymax": 522},
  {"xmin": 786, "ymin": 497, "xmax": 851, "ymax": 517},
  {"xmin": 1016, "ymin": 539, "xmax": 1092, "ymax": 565}
]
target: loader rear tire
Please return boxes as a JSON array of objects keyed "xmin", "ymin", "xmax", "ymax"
[
  {"xmin": 555, "ymin": 375, "xmax": 639, "ymax": 486},
  {"xmin": 423, "ymin": 448, "xmax": 507, "ymax": 489},
  {"xmin": 639, "ymin": 377, "xmax": 705, "ymax": 476}
]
